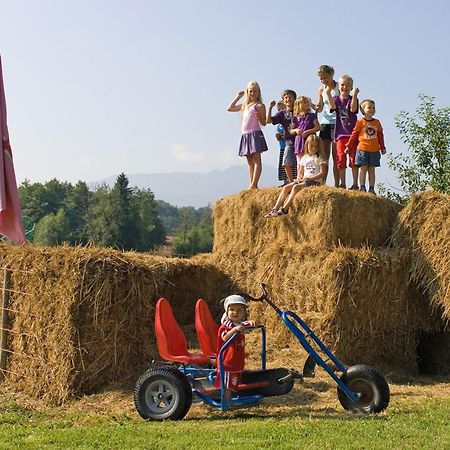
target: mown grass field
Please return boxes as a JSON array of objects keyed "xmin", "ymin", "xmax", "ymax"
[{"xmin": 1, "ymin": 372, "xmax": 449, "ymax": 450}]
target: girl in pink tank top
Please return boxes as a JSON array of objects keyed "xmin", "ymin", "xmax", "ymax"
[{"xmin": 227, "ymin": 81, "xmax": 268, "ymax": 190}]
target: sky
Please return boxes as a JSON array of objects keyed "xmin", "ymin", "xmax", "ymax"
[{"xmin": 1, "ymin": 0, "xmax": 450, "ymax": 191}]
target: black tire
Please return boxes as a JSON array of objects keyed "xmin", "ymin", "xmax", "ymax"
[
  {"xmin": 337, "ymin": 364, "xmax": 390, "ymax": 414},
  {"xmin": 134, "ymin": 367, "xmax": 192, "ymax": 421}
]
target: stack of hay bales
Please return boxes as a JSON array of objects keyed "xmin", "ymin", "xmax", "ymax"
[
  {"xmin": 392, "ymin": 191, "xmax": 450, "ymax": 374},
  {"xmin": 197, "ymin": 185, "xmax": 442, "ymax": 371},
  {"xmin": 0, "ymin": 244, "xmax": 233, "ymax": 403},
  {"xmin": 2, "ymin": 188, "xmax": 449, "ymax": 403}
]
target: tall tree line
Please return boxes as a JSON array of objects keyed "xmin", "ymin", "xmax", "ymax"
[
  {"xmin": 19, "ymin": 173, "xmax": 166, "ymax": 251},
  {"xmin": 18, "ymin": 174, "xmax": 214, "ymax": 255}
]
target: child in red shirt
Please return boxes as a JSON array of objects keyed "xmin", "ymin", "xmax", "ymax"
[{"xmin": 215, "ymin": 295, "xmax": 256, "ymax": 401}]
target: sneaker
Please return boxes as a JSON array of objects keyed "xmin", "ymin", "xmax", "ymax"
[
  {"xmin": 349, "ymin": 185, "xmax": 359, "ymax": 190},
  {"xmin": 368, "ymin": 187, "xmax": 376, "ymax": 195},
  {"xmin": 275, "ymin": 208, "xmax": 288, "ymax": 216},
  {"xmin": 264, "ymin": 209, "xmax": 278, "ymax": 218},
  {"xmin": 338, "ymin": 184, "xmax": 346, "ymax": 189},
  {"xmin": 359, "ymin": 186, "xmax": 367, "ymax": 192}
]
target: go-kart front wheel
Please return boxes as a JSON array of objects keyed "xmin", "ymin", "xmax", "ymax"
[
  {"xmin": 337, "ymin": 364, "xmax": 390, "ymax": 414},
  {"xmin": 134, "ymin": 367, "xmax": 192, "ymax": 421}
]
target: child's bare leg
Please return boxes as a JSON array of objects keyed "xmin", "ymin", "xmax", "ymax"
[
  {"xmin": 368, "ymin": 166, "xmax": 376, "ymax": 188},
  {"xmin": 331, "ymin": 141, "xmax": 339, "ymax": 187},
  {"xmin": 246, "ymin": 155, "xmax": 255, "ymax": 188},
  {"xmin": 321, "ymin": 139, "xmax": 331, "ymax": 183},
  {"xmin": 249, "ymin": 153, "xmax": 262, "ymax": 189},
  {"xmin": 338, "ymin": 168, "xmax": 346, "ymax": 187},
  {"xmin": 351, "ymin": 166, "xmax": 359, "ymax": 187},
  {"xmin": 282, "ymin": 183, "xmax": 304, "ymax": 210},
  {"xmin": 273, "ymin": 183, "xmax": 294, "ymax": 210},
  {"xmin": 359, "ymin": 166, "xmax": 368, "ymax": 190},
  {"xmin": 284, "ymin": 164, "xmax": 293, "ymax": 183}
]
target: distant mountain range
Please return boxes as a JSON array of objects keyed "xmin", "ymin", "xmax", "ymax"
[{"xmin": 93, "ymin": 165, "xmax": 279, "ymax": 208}]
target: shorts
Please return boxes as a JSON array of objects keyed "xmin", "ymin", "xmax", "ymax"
[
  {"xmin": 336, "ymin": 137, "xmax": 356, "ymax": 169},
  {"xmin": 301, "ymin": 180, "xmax": 321, "ymax": 187},
  {"xmin": 282, "ymin": 144, "xmax": 295, "ymax": 167},
  {"xmin": 355, "ymin": 150, "xmax": 381, "ymax": 167},
  {"xmin": 319, "ymin": 123, "xmax": 335, "ymax": 140},
  {"xmin": 215, "ymin": 371, "xmax": 242, "ymax": 390}
]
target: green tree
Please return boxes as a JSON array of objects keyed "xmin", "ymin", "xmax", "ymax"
[
  {"xmin": 18, "ymin": 176, "xmax": 171, "ymax": 252},
  {"xmin": 33, "ymin": 209, "xmax": 70, "ymax": 245},
  {"xmin": 86, "ymin": 175, "xmax": 165, "ymax": 251},
  {"xmin": 64, "ymin": 181, "xmax": 90, "ymax": 244},
  {"xmin": 109, "ymin": 173, "xmax": 140, "ymax": 250},
  {"xmin": 384, "ymin": 94, "xmax": 450, "ymax": 201},
  {"xmin": 156, "ymin": 200, "xmax": 181, "ymax": 234},
  {"xmin": 19, "ymin": 179, "xmax": 72, "ymax": 227},
  {"xmin": 132, "ymin": 189, "xmax": 166, "ymax": 251},
  {"xmin": 86, "ymin": 185, "xmax": 117, "ymax": 247},
  {"xmin": 172, "ymin": 207, "xmax": 213, "ymax": 256}
]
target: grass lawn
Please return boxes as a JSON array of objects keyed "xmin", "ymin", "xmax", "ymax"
[{"xmin": 1, "ymin": 374, "xmax": 450, "ymax": 450}]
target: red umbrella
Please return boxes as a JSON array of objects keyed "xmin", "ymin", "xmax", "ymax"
[{"xmin": 0, "ymin": 54, "xmax": 26, "ymax": 244}]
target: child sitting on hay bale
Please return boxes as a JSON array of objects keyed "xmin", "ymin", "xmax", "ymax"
[{"xmin": 265, "ymin": 135, "xmax": 326, "ymax": 217}]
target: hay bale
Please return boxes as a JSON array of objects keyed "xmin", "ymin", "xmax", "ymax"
[
  {"xmin": 0, "ymin": 244, "xmax": 233, "ymax": 403},
  {"xmin": 213, "ymin": 186, "xmax": 402, "ymax": 254},
  {"xmin": 195, "ymin": 244, "xmax": 438, "ymax": 371},
  {"xmin": 392, "ymin": 192, "xmax": 450, "ymax": 321}
]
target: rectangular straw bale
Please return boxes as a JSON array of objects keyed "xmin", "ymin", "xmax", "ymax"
[
  {"xmin": 213, "ymin": 186, "xmax": 402, "ymax": 254},
  {"xmin": 196, "ymin": 245, "xmax": 435, "ymax": 371},
  {"xmin": 392, "ymin": 191, "xmax": 450, "ymax": 321},
  {"xmin": 0, "ymin": 244, "xmax": 233, "ymax": 403}
]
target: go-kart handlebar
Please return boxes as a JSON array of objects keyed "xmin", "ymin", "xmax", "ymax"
[
  {"xmin": 243, "ymin": 283, "xmax": 269, "ymax": 302},
  {"xmin": 243, "ymin": 284, "xmax": 280, "ymax": 313}
]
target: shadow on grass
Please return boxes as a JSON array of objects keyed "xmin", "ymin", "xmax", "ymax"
[{"xmin": 182, "ymin": 376, "xmax": 391, "ymax": 422}]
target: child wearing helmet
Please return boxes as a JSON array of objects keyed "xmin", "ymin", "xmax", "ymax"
[{"xmin": 215, "ymin": 294, "xmax": 256, "ymax": 401}]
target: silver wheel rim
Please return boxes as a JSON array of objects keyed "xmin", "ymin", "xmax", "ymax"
[
  {"xmin": 348, "ymin": 378, "xmax": 377, "ymax": 409},
  {"xmin": 145, "ymin": 378, "xmax": 178, "ymax": 414}
]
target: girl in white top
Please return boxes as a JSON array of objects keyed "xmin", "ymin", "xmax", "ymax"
[
  {"xmin": 227, "ymin": 81, "xmax": 268, "ymax": 190},
  {"xmin": 265, "ymin": 135, "xmax": 326, "ymax": 217},
  {"xmin": 315, "ymin": 65, "xmax": 339, "ymax": 187}
]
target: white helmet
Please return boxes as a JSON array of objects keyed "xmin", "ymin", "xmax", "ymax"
[{"xmin": 223, "ymin": 294, "xmax": 247, "ymax": 311}]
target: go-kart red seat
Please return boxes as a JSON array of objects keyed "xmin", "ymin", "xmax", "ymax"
[
  {"xmin": 155, "ymin": 298, "xmax": 211, "ymax": 365},
  {"xmin": 195, "ymin": 299, "xmax": 219, "ymax": 357}
]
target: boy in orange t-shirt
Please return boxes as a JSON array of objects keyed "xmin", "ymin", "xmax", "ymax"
[{"xmin": 346, "ymin": 99, "xmax": 386, "ymax": 194}]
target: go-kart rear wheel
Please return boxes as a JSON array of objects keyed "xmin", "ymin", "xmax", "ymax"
[
  {"xmin": 337, "ymin": 364, "xmax": 390, "ymax": 414},
  {"xmin": 134, "ymin": 367, "xmax": 192, "ymax": 421}
]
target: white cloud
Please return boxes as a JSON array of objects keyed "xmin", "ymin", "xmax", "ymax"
[{"xmin": 171, "ymin": 144, "xmax": 206, "ymax": 164}]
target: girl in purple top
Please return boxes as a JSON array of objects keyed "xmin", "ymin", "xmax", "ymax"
[
  {"xmin": 289, "ymin": 97, "xmax": 320, "ymax": 176},
  {"xmin": 325, "ymin": 75, "xmax": 359, "ymax": 189},
  {"xmin": 227, "ymin": 81, "xmax": 268, "ymax": 190}
]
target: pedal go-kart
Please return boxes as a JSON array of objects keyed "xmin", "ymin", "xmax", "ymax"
[{"xmin": 134, "ymin": 284, "xmax": 390, "ymax": 421}]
